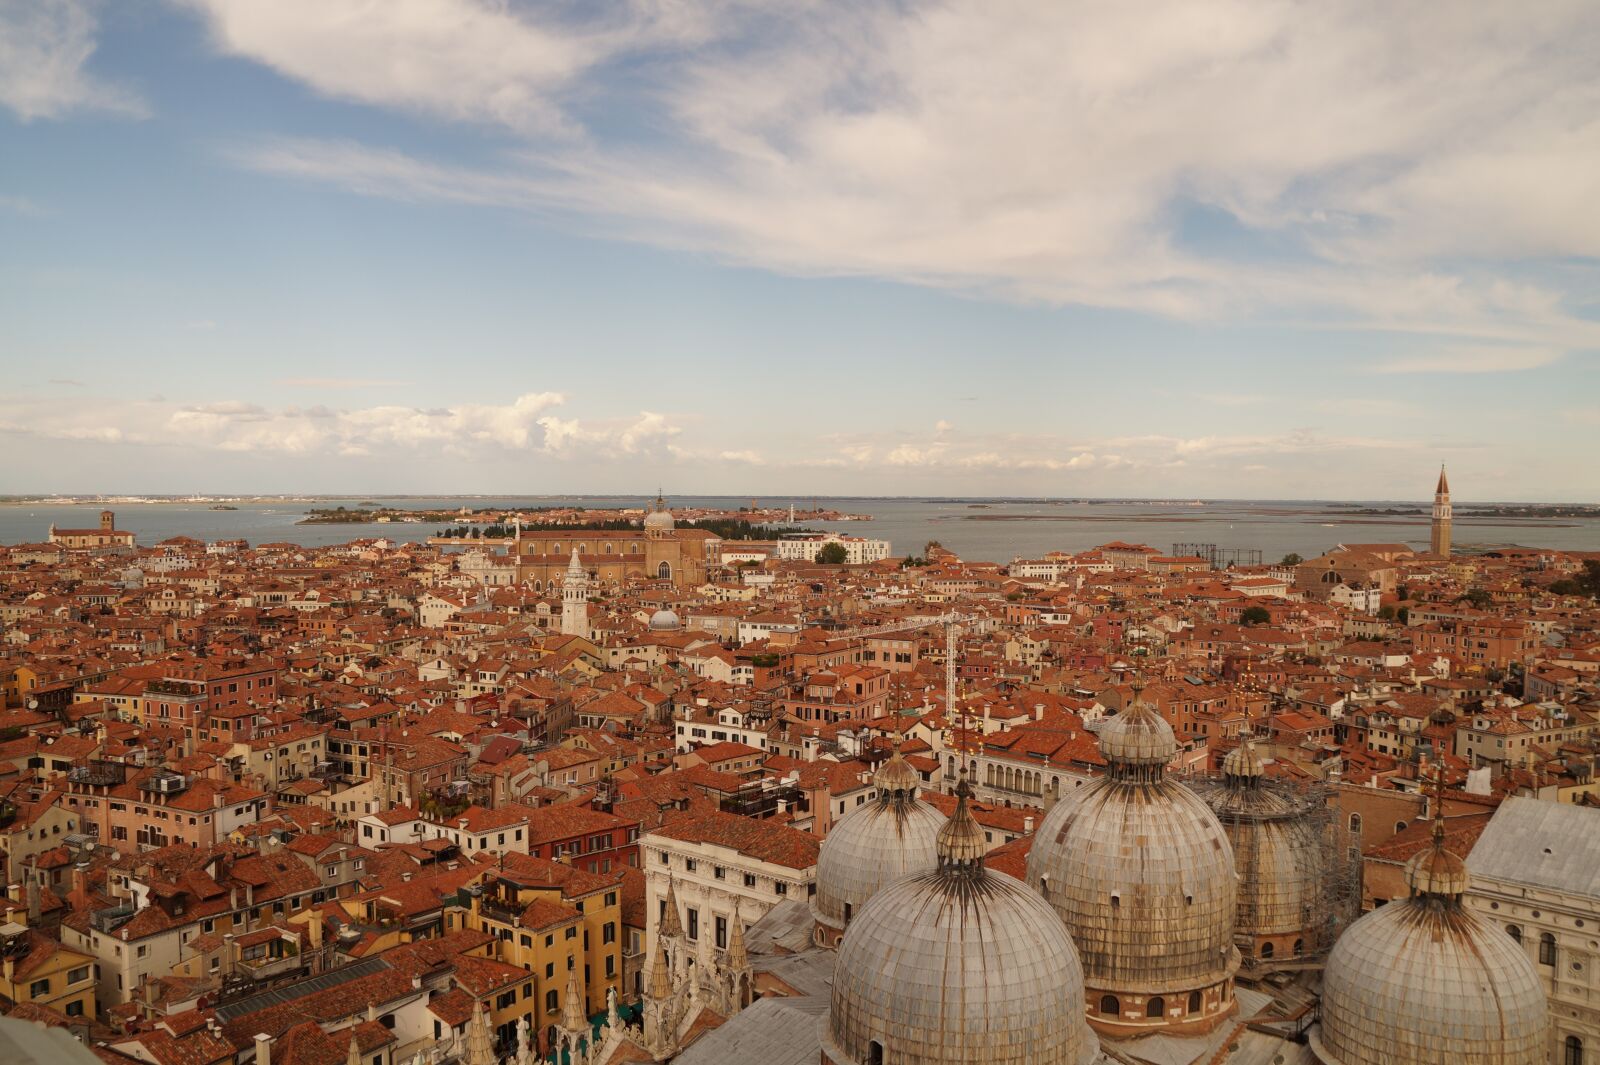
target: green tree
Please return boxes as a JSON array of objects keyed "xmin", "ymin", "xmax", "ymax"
[
  {"xmin": 1240, "ymin": 605, "xmax": 1271, "ymax": 626},
  {"xmin": 1377, "ymin": 604, "xmax": 1397, "ymax": 621},
  {"xmin": 1280, "ymin": 553, "xmax": 1303, "ymax": 566},
  {"xmin": 1458, "ymin": 588, "xmax": 1493, "ymax": 609},
  {"xmin": 816, "ymin": 542, "xmax": 849, "ymax": 565}
]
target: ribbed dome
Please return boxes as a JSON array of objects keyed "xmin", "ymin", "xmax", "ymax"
[
  {"xmin": 1026, "ymin": 694, "xmax": 1238, "ymax": 1034},
  {"xmin": 643, "ymin": 493, "xmax": 675, "ymax": 532},
  {"xmin": 823, "ymin": 782, "xmax": 1098, "ymax": 1065},
  {"xmin": 1313, "ymin": 805, "xmax": 1547, "ymax": 1065},
  {"xmin": 1193, "ymin": 765, "xmax": 1324, "ymax": 957},
  {"xmin": 811, "ymin": 786, "xmax": 943, "ymax": 935}
]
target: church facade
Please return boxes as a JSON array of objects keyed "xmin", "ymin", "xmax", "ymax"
[{"xmin": 510, "ymin": 498, "xmax": 721, "ymax": 591}]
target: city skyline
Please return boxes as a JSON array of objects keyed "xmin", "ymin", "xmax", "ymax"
[{"xmin": 3, "ymin": 2, "xmax": 1599, "ymax": 500}]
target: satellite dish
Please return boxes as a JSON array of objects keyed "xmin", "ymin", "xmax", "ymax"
[{"xmin": 25, "ymin": 700, "xmax": 37, "ymax": 711}]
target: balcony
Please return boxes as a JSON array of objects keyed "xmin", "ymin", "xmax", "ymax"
[
  {"xmin": 91, "ymin": 904, "xmax": 135, "ymax": 933},
  {"xmin": 476, "ymin": 895, "xmax": 524, "ymax": 926},
  {"xmin": 237, "ymin": 951, "xmax": 304, "ymax": 981},
  {"xmin": 69, "ymin": 763, "xmax": 126, "ymax": 787}
]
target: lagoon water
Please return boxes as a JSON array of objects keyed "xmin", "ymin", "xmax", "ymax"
[{"xmin": 3, "ymin": 497, "xmax": 1596, "ymax": 563}]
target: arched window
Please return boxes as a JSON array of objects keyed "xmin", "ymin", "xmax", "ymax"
[
  {"xmin": 1099, "ymin": 995, "xmax": 1120, "ymax": 1016},
  {"xmin": 578, "ymin": 542, "xmax": 588, "ymax": 555},
  {"xmin": 843, "ymin": 903, "xmax": 852, "ymax": 925},
  {"xmin": 630, "ymin": 542, "xmax": 641, "ymax": 554},
  {"xmin": 533, "ymin": 580, "xmax": 542, "ymax": 592},
  {"xmin": 1541, "ymin": 933, "xmax": 1558, "ymax": 966},
  {"xmin": 545, "ymin": 989, "xmax": 559, "ymax": 1012},
  {"xmin": 657, "ymin": 561, "xmax": 672, "ymax": 580},
  {"xmin": 1507, "ymin": 924, "xmax": 1522, "ymax": 944},
  {"xmin": 1188, "ymin": 990, "xmax": 1203, "ymax": 1014},
  {"xmin": 1260, "ymin": 942, "xmax": 1274, "ymax": 959},
  {"xmin": 868, "ymin": 1041, "xmax": 884, "ymax": 1065},
  {"xmin": 1395, "ymin": 821, "xmax": 1408, "ymax": 833},
  {"xmin": 551, "ymin": 543, "xmax": 561, "ymax": 554},
  {"xmin": 604, "ymin": 542, "xmax": 614, "ymax": 554},
  {"xmin": 1566, "ymin": 1035, "xmax": 1584, "ymax": 1065},
  {"xmin": 1293, "ymin": 938, "xmax": 1305, "ymax": 956},
  {"xmin": 1146, "ymin": 997, "xmax": 1165, "ymax": 1018},
  {"xmin": 1349, "ymin": 813, "xmax": 1362, "ymax": 834}
]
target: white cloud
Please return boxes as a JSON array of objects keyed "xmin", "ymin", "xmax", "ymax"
[
  {"xmin": 1374, "ymin": 346, "xmax": 1563, "ymax": 374},
  {"xmin": 209, "ymin": 1, "xmax": 1600, "ymax": 353},
  {"xmin": 0, "ymin": 0, "xmax": 147, "ymax": 121},
  {"xmin": 278, "ymin": 376, "xmax": 411, "ymax": 389},
  {"xmin": 0, "ymin": 193, "xmax": 47, "ymax": 216}
]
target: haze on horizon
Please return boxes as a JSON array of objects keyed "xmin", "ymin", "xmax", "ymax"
[{"xmin": 2, "ymin": 2, "xmax": 1598, "ymax": 502}]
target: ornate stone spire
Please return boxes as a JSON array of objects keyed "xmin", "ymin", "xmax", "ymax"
[
  {"xmin": 649, "ymin": 934, "xmax": 673, "ymax": 1001},
  {"xmin": 562, "ymin": 962, "xmax": 587, "ymax": 1032},
  {"xmin": 659, "ymin": 877, "xmax": 684, "ymax": 939},
  {"xmin": 465, "ymin": 1000, "xmax": 495, "ymax": 1065},
  {"xmin": 346, "ymin": 1031, "xmax": 361, "ymax": 1065},
  {"xmin": 568, "ymin": 545, "xmax": 583, "ymax": 574}
]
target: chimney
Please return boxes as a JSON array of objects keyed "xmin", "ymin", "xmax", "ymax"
[
  {"xmin": 26, "ymin": 877, "xmax": 40, "ymax": 924},
  {"xmin": 70, "ymin": 862, "xmax": 90, "ymax": 910},
  {"xmin": 1023, "ymin": 816, "xmax": 1035, "ymax": 836},
  {"xmin": 254, "ymin": 1034, "xmax": 271, "ymax": 1065},
  {"xmin": 223, "ymin": 933, "xmax": 236, "ymax": 977},
  {"xmin": 308, "ymin": 916, "xmax": 323, "ymax": 952}
]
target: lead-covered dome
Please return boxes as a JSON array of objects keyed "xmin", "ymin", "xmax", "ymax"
[
  {"xmin": 812, "ymin": 739, "xmax": 944, "ymax": 946},
  {"xmin": 1025, "ymin": 685, "xmax": 1239, "ymax": 1037},
  {"xmin": 823, "ymin": 779, "xmax": 1098, "ymax": 1065},
  {"xmin": 1192, "ymin": 739, "xmax": 1327, "ymax": 967},
  {"xmin": 643, "ymin": 493, "xmax": 675, "ymax": 532},
  {"xmin": 1312, "ymin": 808, "xmax": 1548, "ymax": 1065},
  {"xmin": 647, "ymin": 607, "xmax": 681, "ymax": 631}
]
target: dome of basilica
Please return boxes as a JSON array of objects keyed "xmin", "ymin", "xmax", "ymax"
[
  {"xmin": 1025, "ymin": 685, "xmax": 1239, "ymax": 1036},
  {"xmin": 812, "ymin": 737, "xmax": 945, "ymax": 945},
  {"xmin": 643, "ymin": 493, "xmax": 675, "ymax": 532},
  {"xmin": 1311, "ymin": 801, "xmax": 1548, "ymax": 1065},
  {"xmin": 1191, "ymin": 739, "xmax": 1327, "ymax": 967},
  {"xmin": 823, "ymin": 777, "xmax": 1098, "ymax": 1065},
  {"xmin": 647, "ymin": 607, "xmax": 681, "ymax": 631}
]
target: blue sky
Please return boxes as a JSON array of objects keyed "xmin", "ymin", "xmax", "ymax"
[{"xmin": 2, "ymin": 1, "xmax": 1598, "ymax": 500}]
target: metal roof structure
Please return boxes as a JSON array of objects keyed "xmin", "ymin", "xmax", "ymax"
[
  {"xmin": 213, "ymin": 956, "xmax": 393, "ymax": 1023},
  {"xmin": 1464, "ymin": 795, "xmax": 1600, "ymax": 896},
  {"xmin": 674, "ymin": 994, "xmax": 830, "ymax": 1065}
]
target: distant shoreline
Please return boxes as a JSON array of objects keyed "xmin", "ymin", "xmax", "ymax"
[{"xmin": 961, "ymin": 514, "xmax": 1581, "ymax": 528}]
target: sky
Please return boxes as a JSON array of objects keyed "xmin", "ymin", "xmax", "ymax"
[{"xmin": 1, "ymin": 1, "xmax": 1598, "ymax": 501}]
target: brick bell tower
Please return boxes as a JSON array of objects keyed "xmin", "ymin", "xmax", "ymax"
[{"xmin": 1429, "ymin": 466, "xmax": 1451, "ymax": 558}]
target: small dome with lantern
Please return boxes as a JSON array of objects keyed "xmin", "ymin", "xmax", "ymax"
[
  {"xmin": 822, "ymin": 775, "xmax": 1099, "ymax": 1065},
  {"xmin": 1311, "ymin": 780, "xmax": 1548, "ymax": 1065},
  {"xmin": 811, "ymin": 733, "xmax": 945, "ymax": 946}
]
